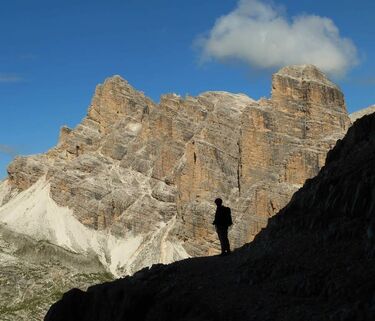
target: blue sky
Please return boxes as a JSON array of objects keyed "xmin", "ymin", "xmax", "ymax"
[{"xmin": 1, "ymin": 0, "xmax": 374, "ymax": 179}]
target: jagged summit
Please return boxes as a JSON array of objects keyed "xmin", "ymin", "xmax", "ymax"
[
  {"xmin": 271, "ymin": 64, "xmax": 345, "ymax": 108},
  {"xmin": 87, "ymin": 74, "xmax": 154, "ymax": 132},
  {"xmin": 274, "ymin": 64, "xmax": 337, "ymax": 87},
  {"xmin": 104, "ymin": 74, "xmax": 127, "ymax": 82}
]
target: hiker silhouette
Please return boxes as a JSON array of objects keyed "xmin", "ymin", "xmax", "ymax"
[{"xmin": 212, "ymin": 198, "xmax": 232, "ymax": 255}]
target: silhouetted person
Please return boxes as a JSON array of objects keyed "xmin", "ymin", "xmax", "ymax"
[{"xmin": 212, "ymin": 198, "xmax": 232, "ymax": 255}]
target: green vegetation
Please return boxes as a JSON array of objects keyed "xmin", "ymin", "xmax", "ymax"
[{"xmin": 0, "ymin": 225, "xmax": 114, "ymax": 321}]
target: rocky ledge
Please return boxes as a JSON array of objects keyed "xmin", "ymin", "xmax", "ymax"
[{"xmin": 44, "ymin": 113, "xmax": 375, "ymax": 320}]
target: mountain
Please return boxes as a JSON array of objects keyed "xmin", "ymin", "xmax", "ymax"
[
  {"xmin": 350, "ymin": 105, "xmax": 375, "ymax": 122},
  {"xmin": 0, "ymin": 65, "xmax": 351, "ymax": 319},
  {"xmin": 44, "ymin": 109, "xmax": 375, "ymax": 321},
  {"xmin": 0, "ymin": 65, "xmax": 349, "ymax": 275}
]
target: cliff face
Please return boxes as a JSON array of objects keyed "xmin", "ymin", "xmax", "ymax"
[
  {"xmin": 44, "ymin": 112, "xmax": 375, "ymax": 321},
  {"xmin": 1, "ymin": 65, "xmax": 350, "ymax": 276}
]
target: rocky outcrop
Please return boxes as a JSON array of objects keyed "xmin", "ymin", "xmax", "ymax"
[
  {"xmin": 350, "ymin": 104, "xmax": 375, "ymax": 122},
  {"xmin": 1, "ymin": 65, "xmax": 350, "ymax": 275},
  {"xmin": 44, "ymin": 112, "xmax": 375, "ymax": 321}
]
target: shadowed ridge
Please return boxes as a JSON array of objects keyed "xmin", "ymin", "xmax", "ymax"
[{"xmin": 45, "ymin": 113, "xmax": 375, "ymax": 321}]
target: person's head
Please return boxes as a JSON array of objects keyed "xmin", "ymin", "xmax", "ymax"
[{"xmin": 215, "ymin": 198, "xmax": 223, "ymax": 207}]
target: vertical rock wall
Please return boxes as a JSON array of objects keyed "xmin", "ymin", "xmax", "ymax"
[{"xmin": 3, "ymin": 65, "xmax": 351, "ymax": 270}]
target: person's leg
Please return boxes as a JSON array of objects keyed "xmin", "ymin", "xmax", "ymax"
[
  {"xmin": 216, "ymin": 227, "xmax": 226, "ymax": 254},
  {"xmin": 223, "ymin": 228, "xmax": 231, "ymax": 253}
]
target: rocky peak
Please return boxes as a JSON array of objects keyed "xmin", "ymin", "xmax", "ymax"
[
  {"xmin": 275, "ymin": 64, "xmax": 337, "ymax": 88},
  {"xmin": 87, "ymin": 75, "xmax": 154, "ymax": 134},
  {"xmin": 271, "ymin": 64, "xmax": 345, "ymax": 109}
]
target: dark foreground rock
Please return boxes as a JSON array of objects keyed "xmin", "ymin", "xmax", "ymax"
[{"xmin": 45, "ymin": 113, "xmax": 375, "ymax": 321}]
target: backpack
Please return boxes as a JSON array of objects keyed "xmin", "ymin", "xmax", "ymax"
[{"xmin": 224, "ymin": 206, "xmax": 233, "ymax": 226}]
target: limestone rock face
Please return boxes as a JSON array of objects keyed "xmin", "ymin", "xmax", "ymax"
[
  {"xmin": 237, "ymin": 65, "xmax": 349, "ymax": 228},
  {"xmin": 2, "ymin": 65, "xmax": 350, "ymax": 274},
  {"xmin": 350, "ymin": 104, "xmax": 375, "ymax": 122},
  {"xmin": 44, "ymin": 113, "xmax": 375, "ymax": 321}
]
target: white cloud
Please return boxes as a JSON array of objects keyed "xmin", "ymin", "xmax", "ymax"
[{"xmin": 197, "ymin": 0, "xmax": 358, "ymax": 77}]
